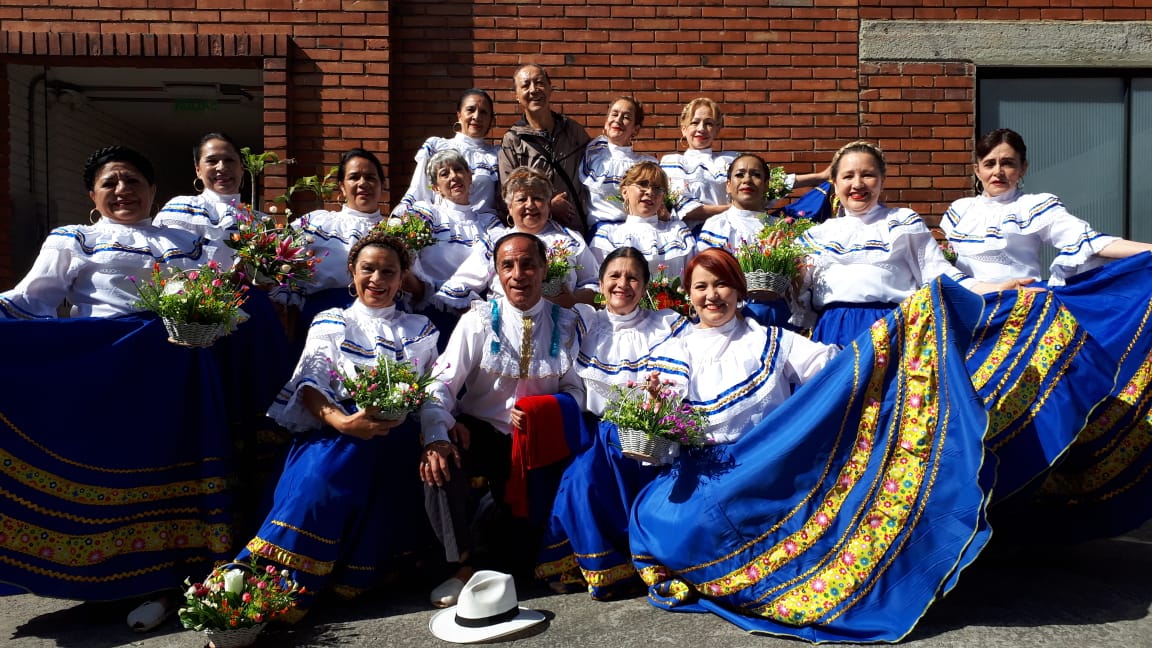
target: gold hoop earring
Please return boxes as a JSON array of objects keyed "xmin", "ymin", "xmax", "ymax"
[
  {"xmin": 452, "ymin": 121, "xmax": 463, "ymax": 133},
  {"xmin": 89, "ymin": 208, "xmax": 101, "ymax": 224},
  {"xmin": 348, "ymin": 282, "xmax": 357, "ymax": 298},
  {"xmin": 193, "ymin": 177, "xmax": 205, "ymax": 192}
]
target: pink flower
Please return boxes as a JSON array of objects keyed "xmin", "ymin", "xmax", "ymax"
[
  {"xmin": 840, "ymin": 551, "xmax": 856, "ymax": 566},
  {"xmin": 783, "ymin": 540, "xmax": 799, "ymax": 556},
  {"xmin": 811, "ymin": 578, "xmax": 826, "ymax": 593},
  {"xmin": 884, "ymin": 479, "xmax": 899, "ymax": 493},
  {"xmin": 815, "ymin": 512, "xmax": 830, "ymax": 527}
]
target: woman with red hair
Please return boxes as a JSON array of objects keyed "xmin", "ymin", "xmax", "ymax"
[{"xmin": 673, "ymin": 248, "xmax": 837, "ymax": 444}]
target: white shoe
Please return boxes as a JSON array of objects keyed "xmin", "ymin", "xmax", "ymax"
[
  {"xmin": 126, "ymin": 598, "xmax": 176, "ymax": 632},
  {"xmin": 430, "ymin": 577, "xmax": 466, "ymax": 608}
]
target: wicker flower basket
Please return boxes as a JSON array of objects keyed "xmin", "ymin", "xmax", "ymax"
[
  {"xmin": 618, "ymin": 428, "xmax": 678, "ymax": 465},
  {"xmin": 370, "ymin": 407, "xmax": 411, "ymax": 422},
  {"xmin": 203, "ymin": 622, "xmax": 266, "ymax": 648},
  {"xmin": 744, "ymin": 270, "xmax": 791, "ymax": 298},
  {"xmin": 542, "ymin": 277, "xmax": 564, "ymax": 297},
  {"xmin": 162, "ymin": 318, "xmax": 229, "ymax": 348}
]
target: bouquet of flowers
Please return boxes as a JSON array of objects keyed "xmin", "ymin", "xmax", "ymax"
[
  {"xmin": 602, "ymin": 378, "xmax": 710, "ymax": 463},
  {"xmin": 374, "ymin": 208, "xmax": 435, "ymax": 255},
  {"xmin": 226, "ymin": 203, "xmax": 320, "ymax": 291},
  {"xmin": 335, "ymin": 355, "xmax": 441, "ymax": 421},
  {"xmin": 938, "ymin": 237, "xmax": 958, "ymax": 264},
  {"xmin": 545, "ymin": 240, "xmax": 579, "ymax": 283},
  {"xmin": 735, "ymin": 216, "xmax": 815, "ymax": 296},
  {"xmin": 178, "ymin": 557, "xmax": 302, "ymax": 636},
  {"xmin": 643, "ymin": 263, "xmax": 692, "ymax": 317},
  {"xmin": 133, "ymin": 260, "xmax": 249, "ymax": 347},
  {"xmin": 763, "ymin": 166, "xmax": 791, "ymax": 203}
]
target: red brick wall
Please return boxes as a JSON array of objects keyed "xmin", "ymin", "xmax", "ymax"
[{"xmin": 2, "ymin": 0, "xmax": 1149, "ymax": 285}]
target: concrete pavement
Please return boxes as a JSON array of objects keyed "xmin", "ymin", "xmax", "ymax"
[{"xmin": 3, "ymin": 522, "xmax": 1150, "ymax": 647}]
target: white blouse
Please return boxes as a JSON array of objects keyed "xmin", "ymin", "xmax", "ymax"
[
  {"xmin": 573, "ymin": 304, "xmax": 691, "ymax": 416},
  {"xmin": 407, "ymin": 200, "xmax": 501, "ymax": 289},
  {"xmin": 677, "ymin": 316, "xmax": 836, "ymax": 444},
  {"xmin": 434, "ymin": 221, "xmax": 598, "ymax": 310},
  {"xmin": 799, "ymin": 204, "xmax": 965, "ymax": 312},
  {"xmin": 421, "ymin": 297, "xmax": 584, "ymax": 443},
  {"xmin": 580, "ymin": 135, "xmax": 658, "ymax": 230},
  {"xmin": 941, "ymin": 188, "xmax": 1119, "ymax": 285},
  {"xmin": 298, "ymin": 205, "xmax": 384, "ymax": 294},
  {"xmin": 590, "ymin": 215, "xmax": 696, "ymax": 282},
  {"xmin": 392, "ymin": 133, "xmax": 500, "ymax": 217},
  {"xmin": 154, "ymin": 189, "xmax": 244, "ymax": 242},
  {"xmin": 0, "ymin": 218, "xmax": 215, "ymax": 319},
  {"xmin": 697, "ymin": 207, "xmax": 773, "ymax": 253},
  {"xmin": 267, "ymin": 301, "xmax": 439, "ymax": 432},
  {"xmin": 660, "ymin": 148, "xmax": 738, "ymax": 219}
]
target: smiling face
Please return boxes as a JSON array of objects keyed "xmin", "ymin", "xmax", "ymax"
[
  {"xmin": 833, "ymin": 151, "xmax": 884, "ymax": 215},
  {"xmin": 194, "ymin": 138, "xmax": 243, "ymax": 195},
  {"xmin": 689, "ymin": 263, "xmax": 740, "ymax": 329},
  {"xmin": 975, "ymin": 141, "xmax": 1027, "ymax": 198},
  {"xmin": 457, "ymin": 93, "xmax": 494, "ymax": 139},
  {"xmin": 349, "ymin": 244, "xmax": 402, "ymax": 309},
  {"xmin": 432, "ymin": 160, "xmax": 473, "ymax": 206},
  {"xmin": 604, "ymin": 99, "xmax": 640, "ymax": 147},
  {"xmin": 600, "ymin": 256, "xmax": 647, "ymax": 315},
  {"xmin": 681, "ymin": 105, "xmax": 717, "ymax": 151},
  {"xmin": 514, "ymin": 65, "xmax": 552, "ymax": 116},
  {"xmin": 727, "ymin": 156, "xmax": 767, "ymax": 210},
  {"xmin": 89, "ymin": 161, "xmax": 157, "ymax": 224},
  {"xmin": 496, "ymin": 236, "xmax": 545, "ymax": 311},
  {"xmin": 508, "ymin": 189, "xmax": 550, "ymax": 234},
  {"xmin": 621, "ymin": 179, "xmax": 665, "ymax": 217},
  {"xmin": 340, "ymin": 156, "xmax": 382, "ymax": 213}
]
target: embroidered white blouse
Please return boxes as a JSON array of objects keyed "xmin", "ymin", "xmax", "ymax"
[
  {"xmin": 798, "ymin": 204, "xmax": 965, "ymax": 313},
  {"xmin": 421, "ymin": 297, "xmax": 583, "ymax": 443},
  {"xmin": 697, "ymin": 207, "xmax": 774, "ymax": 253},
  {"xmin": 407, "ymin": 200, "xmax": 501, "ymax": 291},
  {"xmin": 590, "ymin": 215, "xmax": 696, "ymax": 281},
  {"xmin": 154, "ymin": 189, "xmax": 245, "ymax": 242},
  {"xmin": 0, "ymin": 218, "xmax": 215, "ymax": 319},
  {"xmin": 434, "ymin": 221, "xmax": 598, "ymax": 310},
  {"xmin": 580, "ymin": 135, "xmax": 658, "ymax": 230},
  {"xmin": 298, "ymin": 205, "xmax": 384, "ymax": 294},
  {"xmin": 676, "ymin": 316, "xmax": 836, "ymax": 444},
  {"xmin": 573, "ymin": 304, "xmax": 691, "ymax": 416},
  {"xmin": 941, "ymin": 188, "xmax": 1119, "ymax": 285},
  {"xmin": 267, "ymin": 300, "xmax": 439, "ymax": 432},
  {"xmin": 392, "ymin": 133, "xmax": 500, "ymax": 217}
]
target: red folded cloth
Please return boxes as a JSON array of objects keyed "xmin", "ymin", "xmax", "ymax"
[{"xmin": 505, "ymin": 394, "xmax": 572, "ymax": 518}]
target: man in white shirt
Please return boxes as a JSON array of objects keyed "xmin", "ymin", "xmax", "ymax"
[{"xmin": 419, "ymin": 231, "xmax": 583, "ymax": 607}]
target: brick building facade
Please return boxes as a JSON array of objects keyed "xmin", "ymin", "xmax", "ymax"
[{"xmin": 3, "ymin": 1, "xmax": 1151, "ymax": 288}]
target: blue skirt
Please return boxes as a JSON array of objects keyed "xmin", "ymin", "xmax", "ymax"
[
  {"xmin": 238, "ymin": 419, "xmax": 428, "ymax": 613},
  {"xmin": 630, "ymin": 260, "xmax": 1152, "ymax": 642},
  {"xmin": 811, "ymin": 301, "xmax": 898, "ymax": 347},
  {"xmin": 537, "ymin": 419, "xmax": 661, "ymax": 599},
  {"xmin": 0, "ymin": 316, "xmax": 234, "ymax": 600},
  {"xmin": 742, "ymin": 300, "xmax": 794, "ymax": 331}
]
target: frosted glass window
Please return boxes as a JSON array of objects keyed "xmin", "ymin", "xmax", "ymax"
[
  {"xmin": 1130, "ymin": 79, "xmax": 1152, "ymax": 244},
  {"xmin": 979, "ymin": 77, "xmax": 1126, "ymax": 277}
]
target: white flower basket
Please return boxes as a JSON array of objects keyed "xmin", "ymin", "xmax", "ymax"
[
  {"xmin": 162, "ymin": 318, "xmax": 229, "ymax": 348},
  {"xmin": 745, "ymin": 270, "xmax": 791, "ymax": 298},
  {"xmin": 542, "ymin": 277, "xmax": 564, "ymax": 297},
  {"xmin": 618, "ymin": 428, "xmax": 678, "ymax": 465},
  {"xmin": 203, "ymin": 622, "xmax": 266, "ymax": 648},
  {"xmin": 370, "ymin": 407, "xmax": 411, "ymax": 422}
]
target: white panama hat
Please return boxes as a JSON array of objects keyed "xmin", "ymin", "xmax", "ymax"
[{"xmin": 429, "ymin": 570, "xmax": 546, "ymax": 643}]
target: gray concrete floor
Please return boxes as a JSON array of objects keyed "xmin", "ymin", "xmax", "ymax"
[{"xmin": 3, "ymin": 523, "xmax": 1150, "ymax": 647}]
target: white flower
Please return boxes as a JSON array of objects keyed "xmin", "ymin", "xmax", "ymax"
[
  {"xmin": 185, "ymin": 585, "xmax": 198, "ymax": 598},
  {"xmin": 387, "ymin": 217, "xmax": 403, "ymax": 228},
  {"xmin": 223, "ymin": 568, "xmax": 245, "ymax": 594},
  {"xmin": 162, "ymin": 280, "xmax": 185, "ymax": 296},
  {"xmin": 394, "ymin": 382, "xmax": 412, "ymax": 394},
  {"xmin": 268, "ymin": 205, "xmax": 278, "ymax": 214}
]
